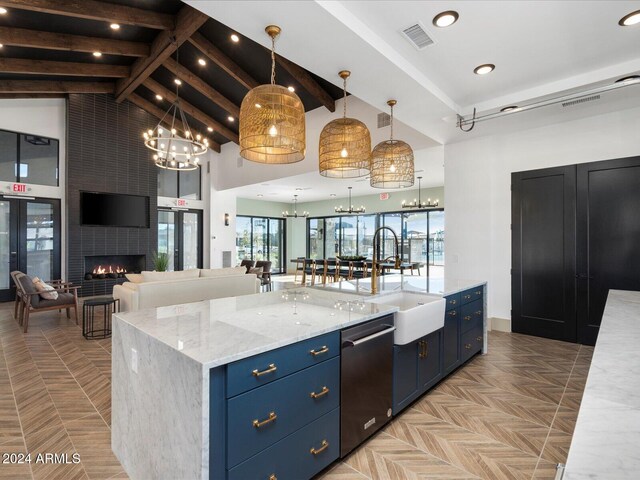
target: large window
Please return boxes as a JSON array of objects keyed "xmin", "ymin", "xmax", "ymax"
[
  {"xmin": 306, "ymin": 209, "xmax": 444, "ymax": 276},
  {"xmin": 158, "ymin": 167, "xmax": 201, "ymax": 199},
  {"xmin": 236, "ymin": 216, "xmax": 286, "ymax": 273},
  {"xmin": 0, "ymin": 129, "xmax": 59, "ymax": 186}
]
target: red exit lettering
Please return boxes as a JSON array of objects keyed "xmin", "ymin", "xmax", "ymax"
[
  {"xmin": 177, "ymin": 199, "xmax": 187, "ymax": 207},
  {"xmin": 12, "ymin": 183, "xmax": 27, "ymax": 193}
]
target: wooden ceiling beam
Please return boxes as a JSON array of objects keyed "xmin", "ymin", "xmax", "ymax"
[
  {"xmin": 115, "ymin": 5, "xmax": 208, "ymax": 103},
  {"xmin": 0, "ymin": 57, "xmax": 129, "ymax": 77},
  {"xmin": 163, "ymin": 57, "xmax": 239, "ymax": 118},
  {"xmin": 0, "ymin": 0, "xmax": 174, "ymax": 30},
  {"xmin": 189, "ymin": 32, "xmax": 259, "ymax": 91},
  {"xmin": 275, "ymin": 53, "xmax": 335, "ymax": 112},
  {"xmin": 0, "ymin": 26, "xmax": 149, "ymax": 57},
  {"xmin": 0, "ymin": 80, "xmax": 114, "ymax": 93},
  {"xmin": 142, "ymin": 77, "xmax": 238, "ymax": 144},
  {"xmin": 0, "ymin": 93, "xmax": 65, "ymax": 99},
  {"xmin": 127, "ymin": 93, "xmax": 221, "ymax": 153}
]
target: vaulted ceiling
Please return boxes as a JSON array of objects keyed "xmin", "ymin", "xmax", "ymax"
[{"xmin": 0, "ymin": 0, "xmax": 344, "ymax": 152}]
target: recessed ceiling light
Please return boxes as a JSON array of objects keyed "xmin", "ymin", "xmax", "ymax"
[
  {"xmin": 432, "ymin": 10, "xmax": 459, "ymax": 27},
  {"xmin": 287, "ymin": 86, "xmax": 295, "ymax": 92},
  {"xmin": 227, "ymin": 116, "xmax": 234, "ymax": 122},
  {"xmin": 198, "ymin": 58, "xmax": 206, "ymax": 66},
  {"xmin": 0, "ymin": 43, "xmax": 3, "ymax": 48},
  {"xmin": 474, "ymin": 64, "xmax": 495, "ymax": 75},
  {"xmin": 93, "ymin": 51, "xmax": 102, "ymax": 57},
  {"xmin": 0, "ymin": 7, "xmax": 7, "ymax": 15},
  {"xmin": 295, "ymin": 187, "xmax": 303, "ymax": 191},
  {"xmin": 500, "ymin": 105, "xmax": 518, "ymax": 112},
  {"xmin": 155, "ymin": 94, "xmax": 163, "ymax": 101},
  {"xmin": 257, "ymin": 194, "xmax": 264, "ymax": 197},
  {"xmin": 110, "ymin": 23, "xmax": 120, "ymax": 30},
  {"xmin": 230, "ymin": 33, "xmax": 240, "ymax": 42},
  {"xmin": 174, "ymin": 78, "xmax": 182, "ymax": 85},
  {"xmin": 207, "ymin": 126, "xmax": 213, "ymax": 132},
  {"xmin": 330, "ymin": 193, "xmax": 336, "ymax": 197},
  {"xmin": 616, "ymin": 75, "xmax": 640, "ymax": 83},
  {"xmin": 619, "ymin": 10, "xmax": 640, "ymax": 26}
]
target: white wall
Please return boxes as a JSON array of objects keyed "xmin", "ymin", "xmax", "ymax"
[
  {"xmin": 0, "ymin": 98, "xmax": 67, "ymax": 277},
  {"xmin": 445, "ymin": 105, "xmax": 640, "ymax": 322}
]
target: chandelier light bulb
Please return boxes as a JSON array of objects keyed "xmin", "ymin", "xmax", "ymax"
[
  {"xmin": 269, "ymin": 124, "xmax": 278, "ymax": 137},
  {"xmin": 171, "ymin": 128, "xmax": 176, "ymax": 135},
  {"xmin": 390, "ymin": 163, "xmax": 396, "ymax": 173},
  {"xmin": 340, "ymin": 147, "xmax": 348, "ymax": 158},
  {"xmin": 196, "ymin": 134, "xmax": 201, "ymax": 140}
]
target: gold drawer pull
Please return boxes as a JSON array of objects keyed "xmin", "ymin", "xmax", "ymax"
[
  {"xmin": 475, "ymin": 310, "xmax": 482, "ymax": 315},
  {"xmin": 310, "ymin": 346, "xmax": 329, "ymax": 356},
  {"xmin": 463, "ymin": 294, "xmax": 471, "ymax": 300},
  {"xmin": 475, "ymin": 291, "xmax": 482, "ymax": 295},
  {"xmin": 463, "ymin": 315, "xmax": 471, "ymax": 321},
  {"xmin": 449, "ymin": 299, "xmax": 457, "ymax": 305},
  {"xmin": 476, "ymin": 336, "xmax": 483, "ymax": 341},
  {"xmin": 253, "ymin": 411, "xmax": 277, "ymax": 428},
  {"xmin": 448, "ymin": 310, "xmax": 457, "ymax": 316},
  {"xmin": 252, "ymin": 363, "xmax": 277, "ymax": 377},
  {"xmin": 464, "ymin": 343, "xmax": 472, "ymax": 350},
  {"xmin": 310, "ymin": 386, "xmax": 330, "ymax": 399},
  {"xmin": 269, "ymin": 475, "xmax": 277, "ymax": 480},
  {"xmin": 310, "ymin": 440, "xmax": 329, "ymax": 455}
]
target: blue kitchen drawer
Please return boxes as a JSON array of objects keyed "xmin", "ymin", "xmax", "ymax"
[
  {"xmin": 226, "ymin": 331, "xmax": 339, "ymax": 398},
  {"xmin": 227, "ymin": 356, "xmax": 340, "ymax": 468},
  {"xmin": 461, "ymin": 326, "xmax": 483, "ymax": 363},
  {"xmin": 228, "ymin": 407, "xmax": 339, "ymax": 480},
  {"xmin": 444, "ymin": 293, "xmax": 461, "ymax": 311},
  {"xmin": 460, "ymin": 299, "xmax": 483, "ymax": 334},
  {"xmin": 460, "ymin": 286, "xmax": 483, "ymax": 305}
]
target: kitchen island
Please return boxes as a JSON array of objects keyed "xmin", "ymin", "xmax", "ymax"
[{"xmin": 112, "ymin": 277, "xmax": 486, "ymax": 480}]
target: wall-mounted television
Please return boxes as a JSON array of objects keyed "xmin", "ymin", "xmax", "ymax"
[{"xmin": 81, "ymin": 191, "xmax": 150, "ymax": 228}]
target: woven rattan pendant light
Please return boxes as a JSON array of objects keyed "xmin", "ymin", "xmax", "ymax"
[
  {"xmin": 239, "ymin": 25, "xmax": 305, "ymax": 164},
  {"xmin": 370, "ymin": 100, "xmax": 415, "ymax": 189},
  {"xmin": 318, "ymin": 70, "xmax": 371, "ymax": 178}
]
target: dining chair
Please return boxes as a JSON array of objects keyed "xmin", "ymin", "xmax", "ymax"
[
  {"xmin": 303, "ymin": 258, "xmax": 316, "ymax": 285},
  {"xmin": 325, "ymin": 259, "xmax": 340, "ymax": 283},
  {"xmin": 255, "ymin": 260, "xmax": 273, "ymax": 292},
  {"xmin": 293, "ymin": 257, "xmax": 305, "ymax": 284}
]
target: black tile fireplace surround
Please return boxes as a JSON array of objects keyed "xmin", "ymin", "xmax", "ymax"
[{"xmin": 84, "ymin": 254, "xmax": 146, "ymax": 280}]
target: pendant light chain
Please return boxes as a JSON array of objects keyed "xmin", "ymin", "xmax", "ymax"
[
  {"xmin": 390, "ymin": 102, "xmax": 394, "ymax": 140},
  {"xmin": 270, "ymin": 35, "xmax": 276, "ymax": 85},
  {"xmin": 343, "ymin": 75, "xmax": 347, "ymax": 118}
]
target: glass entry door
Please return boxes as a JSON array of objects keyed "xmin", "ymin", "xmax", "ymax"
[
  {"xmin": 157, "ymin": 209, "xmax": 202, "ymax": 271},
  {"xmin": 0, "ymin": 197, "xmax": 61, "ymax": 301}
]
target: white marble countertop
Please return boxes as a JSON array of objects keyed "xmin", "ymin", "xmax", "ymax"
[
  {"xmin": 564, "ymin": 290, "xmax": 640, "ymax": 479},
  {"xmin": 113, "ymin": 288, "xmax": 398, "ymax": 369},
  {"xmin": 314, "ymin": 274, "xmax": 486, "ymax": 297}
]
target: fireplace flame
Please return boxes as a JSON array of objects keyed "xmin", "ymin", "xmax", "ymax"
[{"xmin": 92, "ymin": 265, "xmax": 127, "ymax": 275}]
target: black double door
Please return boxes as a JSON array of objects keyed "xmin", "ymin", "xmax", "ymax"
[
  {"xmin": 0, "ymin": 197, "xmax": 61, "ymax": 301},
  {"xmin": 512, "ymin": 156, "xmax": 640, "ymax": 345}
]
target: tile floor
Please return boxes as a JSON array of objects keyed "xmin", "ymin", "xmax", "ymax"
[{"xmin": 0, "ymin": 300, "xmax": 592, "ymax": 479}]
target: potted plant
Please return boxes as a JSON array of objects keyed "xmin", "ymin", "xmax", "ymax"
[{"xmin": 151, "ymin": 251, "xmax": 169, "ymax": 272}]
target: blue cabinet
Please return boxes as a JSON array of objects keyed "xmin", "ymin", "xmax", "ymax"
[
  {"xmin": 443, "ymin": 306, "xmax": 460, "ymax": 374},
  {"xmin": 444, "ymin": 287, "xmax": 484, "ymax": 375},
  {"xmin": 393, "ymin": 329, "xmax": 442, "ymax": 414}
]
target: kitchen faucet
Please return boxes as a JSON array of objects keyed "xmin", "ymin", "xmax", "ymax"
[{"xmin": 371, "ymin": 226, "xmax": 401, "ymax": 295}]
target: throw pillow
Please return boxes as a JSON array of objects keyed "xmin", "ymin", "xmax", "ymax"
[
  {"xmin": 125, "ymin": 273, "xmax": 144, "ymax": 283},
  {"xmin": 32, "ymin": 277, "xmax": 59, "ymax": 300}
]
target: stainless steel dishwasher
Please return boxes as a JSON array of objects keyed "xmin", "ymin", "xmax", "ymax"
[{"xmin": 340, "ymin": 314, "xmax": 395, "ymax": 457}]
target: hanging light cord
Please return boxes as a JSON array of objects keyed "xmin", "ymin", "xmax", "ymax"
[
  {"xmin": 343, "ymin": 76, "xmax": 347, "ymax": 118},
  {"xmin": 458, "ymin": 107, "xmax": 476, "ymax": 132},
  {"xmin": 270, "ymin": 35, "xmax": 276, "ymax": 85},
  {"xmin": 390, "ymin": 103, "xmax": 394, "ymax": 140}
]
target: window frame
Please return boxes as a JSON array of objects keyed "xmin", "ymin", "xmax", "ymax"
[
  {"xmin": 235, "ymin": 214, "xmax": 287, "ymax": 274},
  {"xmin": 0, "ymin": 128, "xmax": 60, "ymax": 186}
]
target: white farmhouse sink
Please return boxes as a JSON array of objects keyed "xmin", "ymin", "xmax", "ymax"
[{"xmin": 367, "ymin": 293, "xmax": 445, "ymax": 345}]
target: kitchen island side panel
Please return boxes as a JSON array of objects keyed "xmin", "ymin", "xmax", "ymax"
[{"xmin": 112, "ymin": 318, "xmax": 210, "ymax": 479}]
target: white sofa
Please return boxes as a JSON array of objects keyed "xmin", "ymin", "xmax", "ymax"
[{"xmin": 112, "ymin": 268, "xmax": 260, "ymax": 312}]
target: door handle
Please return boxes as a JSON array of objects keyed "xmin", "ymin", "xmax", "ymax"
[
  {"xmin": 575, "ymin": 274, "xmax": 594, "ymax": 279},
  {"xmin": 343, "ymin": 325, "xmax": 395, "ymax": 347}
]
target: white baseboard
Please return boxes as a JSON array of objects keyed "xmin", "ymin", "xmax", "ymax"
[{"xmin": 488, "ymin": 317, "xmax": 511, "ymax": 332}]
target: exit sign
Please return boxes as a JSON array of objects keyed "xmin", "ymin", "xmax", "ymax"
[
  {"xmin": 12, "ymin": 183, "xmax": 27, "ymax": 193},
  {"xmin": 176, "ymin": 199, "xmax": 187, "ymax": 207},
  {"xmin": 379, "ymin": 193, "xmax": 390, "ymax": 201}
]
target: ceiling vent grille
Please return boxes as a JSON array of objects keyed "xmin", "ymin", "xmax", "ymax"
[
  {"xmin": 562, "ymin": 95, "xmax": 600, "ymax": 108},
  {"xmin": 401, "ymin": 23, "xmax": 434, "ymax": 50},
  {"xmin": 377, "ymin": 112, "xmax": 391, "ymax": 128}
]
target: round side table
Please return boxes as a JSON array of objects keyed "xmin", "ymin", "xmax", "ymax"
[{"xmin": 83, "ymin": 296, "xmax": 119, "ymax": 339}]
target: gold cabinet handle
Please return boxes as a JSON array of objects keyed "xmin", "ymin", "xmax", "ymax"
[
  {"xmin": 269, "ymin": 475, "xmax": 277, "ymax": 480},
  {"xmin": 476, "ymin": 336, "xmax": 483, "ymax": 341},
  {"xmin": 252, "ymin": 363, "xmax": 277, "ymax": 377},
  {"xmin": 475, "ymin": 291, "xmax": 482, "ymax": 295},
  {"xmin": 475, "ymin": 310, "xmax": 482, "ymax": 315},
  {"xmin": 463, "ymin": 315, "xmax": 471, "ymax": 321},
  {"xmin": 450, "ymin": 299, "xmax": 457, "ymax": 305},
  {"xmin": 309, "ymin": 346, "xmax": 329, "ymax": 356},
  {"xmin": 423, "ymin": 341, "xmax": 428, "ymax": 358},
  {"xmin": 418, "ymin": 340, "xmax": 425, "ymax": 358},
  {"xmin": 464, "ymin": 343, "xmax": 472, "ymax": 350},
  {"xmin": 448, "ymin": 310, "xmax": 457, "ymax": 316},
  {"xmin": 310, "ymin": 386, "xmax": 330, "ymax": 399},
  {"xmin": 463, "ymin": 294, "xmax": 471, "ymax": 300},
  {"xmin": 253, "ymin": 411, "xmax": 277, "ymax": 428},
  {"xmin": 310, "ymin": 440, "xmax": 329, "ymax": 455}
]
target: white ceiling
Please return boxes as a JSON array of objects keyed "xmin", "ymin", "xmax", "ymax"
[{"xmin": 189, "ymin": 0, "xmax": 640, "ymax": 200}]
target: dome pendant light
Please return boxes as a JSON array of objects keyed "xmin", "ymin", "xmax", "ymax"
[
  {"xmin": 239, "ymin": 25, "xmax": 306, "ymax": 164},
  {"xmin": 319, "ymin": 70, "xmax": 371, "ymax": 178},
  {"xmin": 370, "ymin": 100, "xmax": 415, "ymax": 189}
]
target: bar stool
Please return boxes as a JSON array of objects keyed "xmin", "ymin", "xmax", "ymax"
[
  {"xmin": 303, "ymin": 258, "xmax": 316, "ymax": 285},
  {"xmin": 293, "ymin": 257, "xmax": 305, "ymax": 284}
]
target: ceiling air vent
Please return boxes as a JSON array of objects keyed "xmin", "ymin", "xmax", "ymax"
[
  {"xmin": 562, "ymin": 95, "xmax": 600, "ymax": 108},
  {"xmin": 377, "ymin": 112, "xmax": 391, "ymax": 128},
  {"xmin": 401, "ymin": 23, "xmax": 434, "ymax": 50}
]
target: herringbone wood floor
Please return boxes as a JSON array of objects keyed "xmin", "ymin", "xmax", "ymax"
[{"xmin": 0, "ymin": 301, "xmax": 592, "ymax": 480}]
